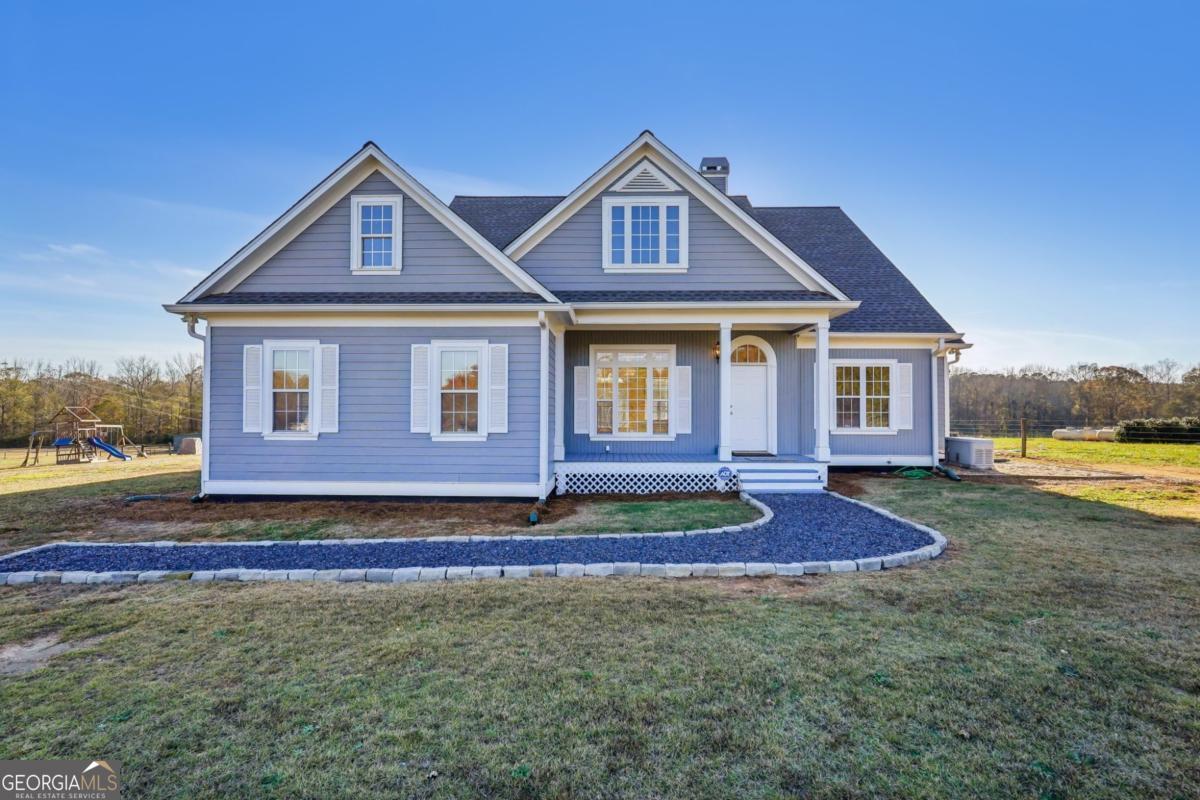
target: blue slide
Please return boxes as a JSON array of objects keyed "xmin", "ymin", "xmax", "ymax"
[{"xmin": 88, "ymin": 436, "xmax": 133, "ymax": 461}]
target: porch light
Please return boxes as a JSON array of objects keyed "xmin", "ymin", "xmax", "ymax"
[{"xmin": 711, "ymin": 341, "xmax": 721, "ymax": 360}]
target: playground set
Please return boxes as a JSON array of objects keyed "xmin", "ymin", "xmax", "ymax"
[{"xmin": 21, "ymin": 406, "xmax": 142, "ymax": 466}]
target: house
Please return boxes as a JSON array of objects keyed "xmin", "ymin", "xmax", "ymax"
[{"xmin": 166, "ymin": 131, "xmax": 969, "ymax": 498}]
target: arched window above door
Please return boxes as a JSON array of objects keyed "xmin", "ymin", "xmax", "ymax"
[{"xmin": 732, "ymin": 344, "xmax": 768, "ymax": 364}]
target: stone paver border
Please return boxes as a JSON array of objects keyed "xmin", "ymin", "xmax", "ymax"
[{"xmin": 0, "ymin": 491, "xmax": 947, "ymax": 587}]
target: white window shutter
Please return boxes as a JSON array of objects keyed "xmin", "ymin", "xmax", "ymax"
[
  {"xmin": 410, "ymin": 344, "xmax": 431, "ymax": 433},
  {"xmin": 242, "ymin": 345, "xmax": 263, "ymax": 433},
  {"xmin": 488, "ymin": 343, "xmax": 508, "ymax": 433},
  {"xmin": 573, "ymin": 366, "xmax": 590, "ymax": 434},
  {"xmin": 675, "ymin": 366, "xmax": 692, "ymax": 434},
  {"xmin": 318, "ymin": 344, "xmax": 339, "ymax": 433},
  {"xmin": 893, "ymin": 363, "xmax": 914, "ymax": 430}
]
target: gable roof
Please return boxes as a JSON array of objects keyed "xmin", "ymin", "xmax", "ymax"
[
  {"xmin": 498, "ymin": 131, "xmax": 850, "ymax": 300},
  {"xmin": 450, "ymin": 196, "xmax": 955, "ymax": 333},
  {"xmin": 179, "ymin": 143, "xmax": 559, "ymax": 303}
]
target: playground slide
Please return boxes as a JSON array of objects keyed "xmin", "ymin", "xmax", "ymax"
[{"xmin": 88, "ymin": 437, "xmax": 133, "ymax": 461}]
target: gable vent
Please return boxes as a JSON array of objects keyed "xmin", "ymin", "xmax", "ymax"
[{"xmin": 613, "ymin": 160, "xmax": 680, "ymax": 193}]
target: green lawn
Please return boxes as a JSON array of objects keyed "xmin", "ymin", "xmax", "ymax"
[
  {"xmin": 3, "ymin": 477, "xmax": 1198, "ymax": 798},
  {"xmin": 992, "ymin": 437, "xmax": 1200, "ymax": 471}
]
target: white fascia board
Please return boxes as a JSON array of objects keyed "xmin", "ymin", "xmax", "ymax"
[
  {"xmin": 503, "ymin": 131, "xmax": 851, "ymax": 301},
  {"xmin": 794, "ymin": 331, "xmax": 969, "ymax": 349},
  {"xmin": 201, "ymin": 479, "xmax": 543, "ymax": 498},
  {"xmin": 567, "ymin": 301, "xmax": 860, "ymax": 310},
  {"xmin": 164, "ymin": 303, "xmax": 565, "ymax": 314},
  {"xmin": 179, "ymin": 144, "xmax": 560, "ymax": 303}
]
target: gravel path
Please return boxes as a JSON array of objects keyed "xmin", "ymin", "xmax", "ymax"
[{"xmin": 0, "ymin": 494, "xmax": 933, "ymax": 573}]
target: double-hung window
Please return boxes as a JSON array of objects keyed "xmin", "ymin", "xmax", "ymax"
[
  {"xmin": 591, "ymin": 346, "xmax": 674, "ymax": 438},
  {"xmin": 833, "ymin": 362, "xmax": 893, "ymax": 431},
  {"xmin": 351, "ymin": 195, "xmax": 402, "ymax": 272},
  {"xmin": 602, "ymin": 197, "xmax": 687, "ymax": 272},
  {"xmin": 271, "ymin": 347, "xmax": 313, "ymax": 434},
  {"xmin": 429, "ymin": 340, "xmax": 489, "ymax": 440}
]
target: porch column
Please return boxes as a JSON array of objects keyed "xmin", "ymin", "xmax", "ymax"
[
  {"xmin": 718, "ymin": 321, "xmax": 732, "ymax": 461},
  {"xmin": 815, "ymin": 319, "xmax": 831, "ymax": 462},
  {"xmin": 553, "ymin": 328, "xmax": 565, "ymax": 461}
]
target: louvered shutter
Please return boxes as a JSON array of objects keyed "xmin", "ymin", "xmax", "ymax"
[
  {"xmin": 573, "ymin": 366, "xmax": 590, "ymax": 434},
  {"xmin": 242, "ymin": 345, "xmax": 263, "ymax": 433},
  {"xmin": 893, "ymin": 363, "xmax": 914, "ymax": 430},
  {"xmin": 674, "ymin": 366, "xmax": 692, "ymax": 434},
  {"xmin": 318, "ymin": 344, "xmax": 339, "ymax": 433},
  {"xmin": 410, "ymin": 344, "xmax": 431, "ymax": 433},
  {"xmin": 487, "ymin": 344, "xmax": 508, "ymax": 433}
]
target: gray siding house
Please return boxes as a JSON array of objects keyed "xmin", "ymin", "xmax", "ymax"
[{"xmin": 168, "ymin": 132, "xmax": 969, "ymax": 498}]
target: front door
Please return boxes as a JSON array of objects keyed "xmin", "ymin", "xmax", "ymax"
[{"xmin": 730, "ymin": 343, "xmax": 770, "ymax": 453}]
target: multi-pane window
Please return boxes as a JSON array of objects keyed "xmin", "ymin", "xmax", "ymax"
[
  {"xmin": 732, "ymin": 344, "xmax": 768, "ymax": 364},
  {"xmin": 439, "ymin": 349, "xmax": 480, "ymax": 434},
  {"xmin": 352, "ymin": 196, "xmax": 401, "ymax": 271},
  {"xmin": 834, "ymin": 364, "xmax": 892, "ymax": 430},
  {"xmin": 603, "ymin": 198, "xmax": 687, "ymax": 270},
  {"xmin": 630, "ymin": 205, "xmax": 660, "ymax": 264},
  {"xmin": 592, "ymin": 348, "xmax": 673, "ymax": 438},
  {"xmin": 271, "ymin": 349, "xmax": 312, "ymax": 433}
]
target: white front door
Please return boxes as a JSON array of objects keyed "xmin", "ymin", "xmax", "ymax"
[{"xmin": 731, "ymin": 364, "xmax": 770, "ymax": 453}]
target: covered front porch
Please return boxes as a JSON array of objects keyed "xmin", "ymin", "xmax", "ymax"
[{"xmin": 548, "ymin": 307, "xmax": 842, "ymax": 495}]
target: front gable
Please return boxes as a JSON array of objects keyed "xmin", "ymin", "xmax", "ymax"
[
  {"xmin": 504, "ymin": 133, "xmax": 849, "ymax": 299},
  {"xmin": 181, "ymin": 144, "xmax": 556, "ymax": 302},
  {"xmin": 234, "ymin": 171, "xmax": 521, "ymax": 294}
]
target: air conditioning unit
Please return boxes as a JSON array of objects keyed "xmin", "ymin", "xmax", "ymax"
[{"xmin": 945, "ymin": 436, "xmax": 995, "ymax": 470}]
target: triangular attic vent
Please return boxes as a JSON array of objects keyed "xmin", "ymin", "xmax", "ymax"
[{"xmin": 612, "ymin": 160, "xmax": 680, "ymax": 193}]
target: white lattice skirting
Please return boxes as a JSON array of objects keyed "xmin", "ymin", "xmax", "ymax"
[{"xmin": 556, "ymin": 469, "xmax": 740, "ymax": 495}]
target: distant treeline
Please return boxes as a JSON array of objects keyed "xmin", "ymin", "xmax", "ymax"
[
  {"xmin": 950, "ymin": 360, "xmax": 1200, "ymax": 430},
  {"xmin": 0, "ymin": 355, "xmax": 202, "ymax": 447}
]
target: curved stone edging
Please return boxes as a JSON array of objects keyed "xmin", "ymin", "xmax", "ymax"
[
  {"xmin": 0, "ymin": 492, "xmax": 775, "ymax": 562},
  {"xmin": 0, "ymin": 491, "xmax": 948, "ymax": 586}
]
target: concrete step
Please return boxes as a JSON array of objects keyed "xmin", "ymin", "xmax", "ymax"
[{"xmin": 740, "ymin": 480, "xmax": 825, "ymax": 493}]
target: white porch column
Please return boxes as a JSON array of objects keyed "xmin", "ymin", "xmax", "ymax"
[
  {"xmin": 718, "ymin": 321, "xmax": 733, "ymax": 461},
  {"xmin": 815, "ymin": 319, "xmax": 831, "ymax": 462},
  {"xmin": 553, "ymin": 328, "xmax": 565, "ymax": 461},
  {"xmin": 930, "ymin": 350, "xmax": 941, "ymax": 463}
]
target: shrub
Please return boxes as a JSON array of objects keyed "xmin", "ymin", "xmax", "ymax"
[{"xmin": 1114, "ymin": 417, "xmax": 1200, "ymax": 444}]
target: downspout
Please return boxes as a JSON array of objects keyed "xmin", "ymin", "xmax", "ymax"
[
  {"xmin": 183, "ymin": 314, "xmax": 208, "ymax": 501},
  {"xmin": 184, "ymin": 314, "xmax": 205, "ymax": 341}
]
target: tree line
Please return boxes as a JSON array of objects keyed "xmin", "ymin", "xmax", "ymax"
[
  {"xmin": 0, "ymin": 355, "xmax": 202, "ymax": 448},
  {"xmin": 950, "ymin": 360, "xmax": 1200, "ymax": 433}
]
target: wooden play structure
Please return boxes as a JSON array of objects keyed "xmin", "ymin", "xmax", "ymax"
[{"xmin": 21, "ymin": 406, "xmax": 140, "ymax": 466}]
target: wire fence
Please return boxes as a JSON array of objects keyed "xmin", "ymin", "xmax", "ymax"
[{"xmin": 950, "ymin": 419, "xmax": 1200, "ymax": 443}]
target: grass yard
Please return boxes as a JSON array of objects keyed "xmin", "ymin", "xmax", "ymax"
[
  {"xmin": 2, "ymin": 475, "xmax": 1198, "ymax": 798},
  {"xmin": 992, "ymin": 437, "xmax": 1200, "ymax": 474},
  {"xmin": 0, "ymin": 452, "xmax": 757, "ymax": 554}
]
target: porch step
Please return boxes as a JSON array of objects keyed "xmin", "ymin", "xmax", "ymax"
[{"xmin": 736, "ymin": 466, "xmax": 826, "ymax": 494}]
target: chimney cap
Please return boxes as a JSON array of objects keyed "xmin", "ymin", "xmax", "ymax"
[{"xmin": 699, "ymin": 156, "xmax": 729, "ymax": 173}]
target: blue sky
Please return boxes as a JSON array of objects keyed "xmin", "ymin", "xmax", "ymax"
[{"xmin": 1, "ymin": 1, "xmax": 1196, "ymax": 372}]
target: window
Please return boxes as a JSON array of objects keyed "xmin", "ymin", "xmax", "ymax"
[
  {"xmin": 272, "ymin": 348, "xmax": 312, "ymax": 433},
  {"xmin": 439, "ymin": 348, "xmax": 480, "ymax": 434},
  {"xmin": 591, "ymin": 347, "xmax": 674, "ymax": 439},
  {"xmin": 732, "ymin": 344, "xmax": 768, "ymax": 364},
  {"xmin": 351, "ymin": 195, "xmax": 402, "ymax": 272},
  {"xmin": 834, "ymin": 362, "xmax": 892, "ymax": 431},
  {"xmin": 602, "ymin": 197, "xmax": 688, "ymax": 271}
]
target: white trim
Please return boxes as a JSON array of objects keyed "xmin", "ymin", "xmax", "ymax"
[
  {"xmin": 829, "ymin": 455, "xmax": 935, "ymax": 467},
  {"xmin": 611, "ymin": 159, "xmax": 681, "ymax": 192},
  {"xmin": 571, "ymin": 307, "xmax": 850, "ymax": 327},
  {"xmin": 814, "ymin": 321, "xmax": 831, "ymax": 461},
  {"xmin": 729, "ymin": 334, "xmax": 777, "ymax": 455},
  {"xmin": 203, "ymin": 479, "xmax": 543, "ymax": 498},
  {"xmin": 587, "ymin": 343, "xmax": 677, "ymax": 441},
  {"xmin": 718, "ymin": 322, "xmax": 732, "ymax": 461},
  {"xmin": 349, "ymin": 194, "xmax": 402, "ymax": 273},
  {"xmin": 201, "ymin": 325, "xmax": 211, "ymax": 492},
  {"xmin": 430, "ymin": 339, "xmax": 489, "ymax": 441},
  {"xmin": 198, "ymin": 312, "xmax": 549, "ymax": 328},
  {"xmin": 942, "ymin": 354, "xmax": 951, "ymax": 438},
  {"xmin": 829, "ymin": 358, "xmax": 899, "ymax": 435},
  {"xmin": 180, "ymin": 143, "xmax": 559, "ymax": 303},
  {"xmin": 538, "ymin": 319, "xmax": 550, "ymax": 499},
  {"xmin": 261, "ymin": 339, "xmax": 322, "ymax": 440},
  {"xmin": 601, "ymin": 195, "xmax": 689, "ymax": 272},
  {"xmin": 796, "ymin": 333, "xmax": 967, "ymax": 349},
  {"xmin": 930, "ymin": 350, "xmax": 941, "ymax": 460},
  {"xmin": 502, "ymin": 132, "xmax": 849, "ymax": 299}
]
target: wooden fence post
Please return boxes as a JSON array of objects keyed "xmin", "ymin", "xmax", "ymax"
[{"xmin": 1020, "ymin": 418, "xmax": 1028, "ymax": 458}]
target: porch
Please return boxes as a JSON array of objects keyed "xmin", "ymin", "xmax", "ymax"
[{"xmin": 554, "ymin": 452, "xmax": 827, "ymax": 495}]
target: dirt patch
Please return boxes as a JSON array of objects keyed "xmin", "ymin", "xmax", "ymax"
[
  {"xmin": 827, "ymin": 472, "xmax": 867, "ymax": 497},
  {"xmin": 0, "ymin": 633, "xmax": 107, "ymax": 676},
  {"xmin": 713, "ymin": 575, "xmax": 817, "ymax": 599}
]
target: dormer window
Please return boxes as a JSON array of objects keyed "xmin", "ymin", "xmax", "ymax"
[
  {"xmin": 602, "ymin": 196, "xmax": 688, "ymax": 272},
  {"xmin": 351, "ymin": 195, "xmax": 402, "ymax": 273}
]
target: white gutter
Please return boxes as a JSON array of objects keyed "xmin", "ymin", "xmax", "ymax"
[{"xmin": 184, "ymin": 314, "xmax": 206, "ymax": 341}]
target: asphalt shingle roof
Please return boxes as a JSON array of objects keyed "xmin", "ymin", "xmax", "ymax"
[
  {"xmin": 449, "ymin": 196, "xmax": 957, "ymax": 333},
  {"xmin": 187, "ymin": 292, "xmax": 548, "ymax": 305},
  {"xmin": 557, "ymin": 290, "xmax": 833, "ymax": 303}
]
